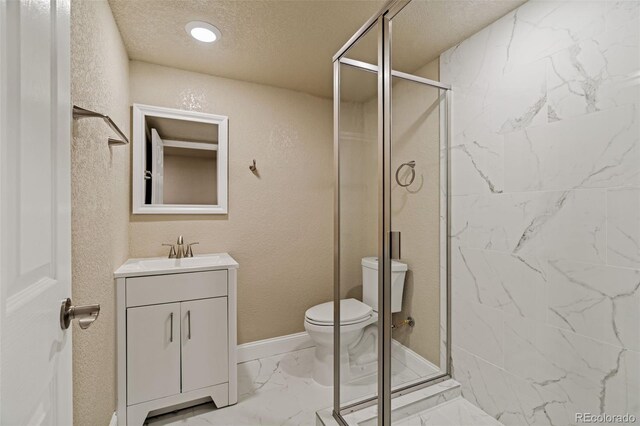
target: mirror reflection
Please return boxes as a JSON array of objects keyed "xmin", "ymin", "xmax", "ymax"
[
  {"xmin": 132, "ymin": 104, "xmax": 228, "ymax": 215},
  {"xmin": 144, "ymin": 116, "xmax": 218, "ymax": 206}
]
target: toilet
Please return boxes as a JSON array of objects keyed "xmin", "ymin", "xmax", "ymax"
[{"xmin": 304, "ymin": 257, "xmax": 408, "ymax": 386}]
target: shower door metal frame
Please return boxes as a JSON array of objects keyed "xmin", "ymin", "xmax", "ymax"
[{"xmin": 332, "ymin": 0, "xmax": 452, "ymax": 424}]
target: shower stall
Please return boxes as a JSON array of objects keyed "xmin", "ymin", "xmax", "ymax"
[
  {"xmin": 333, "ymin": 0, "xmax": 640, "ymax": 424},
  {"xmin": 333, "ymin": 0, "xmax": 451, "ymax": 423}
]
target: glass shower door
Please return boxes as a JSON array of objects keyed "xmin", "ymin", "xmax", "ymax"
[
  {"xmin": 334, "ymin": 19, "xmax": 381, "ymax": 414},
  {"xmin": 389, "ymin": 76, "xmax": 450, "ymax": 392},
  {"xmin": 387, "ymin": 0, "xmax": 451, "ymax": 394}
]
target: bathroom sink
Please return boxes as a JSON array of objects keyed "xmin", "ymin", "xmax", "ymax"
[
  {"xmin": 137, "ymin": 256, "xmax": 223, "ymax": 270},
  {"xmin": 114, "ymin": 253, "xmax": 239, "ymax": 278}
]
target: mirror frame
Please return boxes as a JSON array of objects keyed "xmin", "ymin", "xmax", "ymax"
[{"xmin": 132, "ymin": 103, "xmax": 229, "ymax": 215}]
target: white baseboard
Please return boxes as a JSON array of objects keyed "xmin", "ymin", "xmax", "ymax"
[
  {"xmin": 235, "ymin": 332, "xmax": 439, "ymax": 378},
  {"xmin": 109, "ymin": 411, "xmax": 117, "ymax": 426},
  {"xmin": 237, "ymin": 331, "xmax": 314, "ymax": 363}
]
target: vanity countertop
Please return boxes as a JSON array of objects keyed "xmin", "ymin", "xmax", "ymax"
[{"xmin": 114, "ymin": 253, "xmax": 239, "ymax": 278}]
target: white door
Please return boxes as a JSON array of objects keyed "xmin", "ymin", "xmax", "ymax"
[
  {"xmin": 181, "ymin": 298, "xmax": 228, "ymax": 393},
  {"xmin": 126, "ymin": 303, "xmax": 181, "ymax": 405},
  {"xmin": 0, "ymin": 0, "xmax": 73, "ymax": 425},
  {"xmin": 150, "ymin": 128, "xmax": 164, "ymax": 204}
]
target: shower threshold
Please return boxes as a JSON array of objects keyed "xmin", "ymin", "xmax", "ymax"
[{"xmin": 316, "ymin": 379, "xmax": 502, "ymax": 426}]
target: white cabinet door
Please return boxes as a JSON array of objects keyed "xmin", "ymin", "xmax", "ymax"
[
  {"xmin": 0, "ymin": 0, "xmax": 73, "ymax": 424},
  {"xmin": 127, "ymin": 303, "xmax": 181, "ymax": 405},
  {"xmin": 181, "ymin": 298, "xmax": 228, "ymax": 392}
]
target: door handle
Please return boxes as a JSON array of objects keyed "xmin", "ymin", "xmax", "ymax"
[
  {"xmin": 60, "ymin": 298, "xmax": 100, "ymax": 330},
  {"xmin": 187, "ymin": 310, "xmax": 191, "ymax": 340}
]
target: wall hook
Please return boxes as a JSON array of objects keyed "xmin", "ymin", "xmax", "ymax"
[{"xmin": 249, "ymin": 159, "xmax": 257, "ymax": 172}]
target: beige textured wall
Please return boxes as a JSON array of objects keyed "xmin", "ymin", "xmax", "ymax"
[
  {"xmin": 163, "ymin": 154, "xmax": 217, "ymax": 205},
  {"xmin": 338, "ymin": 97, "xmax": 377, "ymax": 301},
  {"xmin": 129, "ymin": 61, "xmax": 334, "ymax": 344},
  {"xmin": 70, "ymin": 0, "xmax": 130, "ymax": 425}
]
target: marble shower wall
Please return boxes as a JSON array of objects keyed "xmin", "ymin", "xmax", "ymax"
[{"xmin": 440, "ymin": 1, "xmax": 640, "ymax": 425}]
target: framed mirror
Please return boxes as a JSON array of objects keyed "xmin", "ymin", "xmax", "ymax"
[{"xmin": 132, "ymin": 104, "xmax": 228, "ymax": 214}]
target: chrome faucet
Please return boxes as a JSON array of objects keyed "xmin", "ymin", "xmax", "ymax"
[
  {"xmin": 162, "ymin": 236, "xmax": 199, "ymax": 258},
  {"xmin": 176, "ymin": 235, "xmax": 185, "ymax": 258}
]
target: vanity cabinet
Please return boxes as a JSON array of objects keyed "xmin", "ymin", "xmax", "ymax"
[{"xmin": 115, "ymin": 254, "xmax": 238, "ymax": 426}]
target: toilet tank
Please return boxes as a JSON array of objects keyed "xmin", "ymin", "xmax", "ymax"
[{"xmin": 361, "ymin": 257, "xmax": 408, "ymax": 313}]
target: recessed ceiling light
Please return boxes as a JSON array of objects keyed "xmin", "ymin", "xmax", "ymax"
[{"xmin": 185, "ymin": 21, "xmax": 221, "ymax": 43}]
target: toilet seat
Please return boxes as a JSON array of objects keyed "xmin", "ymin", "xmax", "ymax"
[{"xmin": 305, "ymin": 298, "xmax": 372, "ymax": 326}]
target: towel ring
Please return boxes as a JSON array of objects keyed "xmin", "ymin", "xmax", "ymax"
[{"xmin": 395, "ymin": 161, "xmax": 416, "ymax": 187}]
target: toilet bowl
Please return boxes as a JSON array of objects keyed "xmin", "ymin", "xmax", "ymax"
[
  {"xmin": 304, "ymin": 257, "xmax": 408, "ymax": 386},
  {"xmin": 304, "ymin": 298, "xmax": 377, "ymax": 386}
]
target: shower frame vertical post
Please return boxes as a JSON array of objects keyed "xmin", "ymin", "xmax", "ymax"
[
  {"xmin": 332, "ymin": 58, "xmax": 343, "ymax": 424},
  {"xmin": 377, "ymin": 13, "xmax": 393, "ymax": 426}
]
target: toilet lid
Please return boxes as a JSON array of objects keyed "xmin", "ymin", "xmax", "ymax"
[{"xmin": 305, "ymin": 299, "xmax": 372, "ymax": 326}]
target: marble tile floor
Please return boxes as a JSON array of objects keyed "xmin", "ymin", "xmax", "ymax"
[{"xmin": 146, "ymin": 346, "xmax": 438, "ymax": 426}]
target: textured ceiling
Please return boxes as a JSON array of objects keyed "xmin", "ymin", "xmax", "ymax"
[{"xmin": 109, "ymin": 0, "xmax": 525, "ymax": 99}]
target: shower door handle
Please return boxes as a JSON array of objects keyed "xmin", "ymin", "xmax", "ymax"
[{"xmin": 390, "ymin": 231, "xmax": 401, "ymax": 260}]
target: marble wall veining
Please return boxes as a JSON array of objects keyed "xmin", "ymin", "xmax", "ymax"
[{"xmin": 441, "ymin": 1, "xmax": 640, "ymax": 425}]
